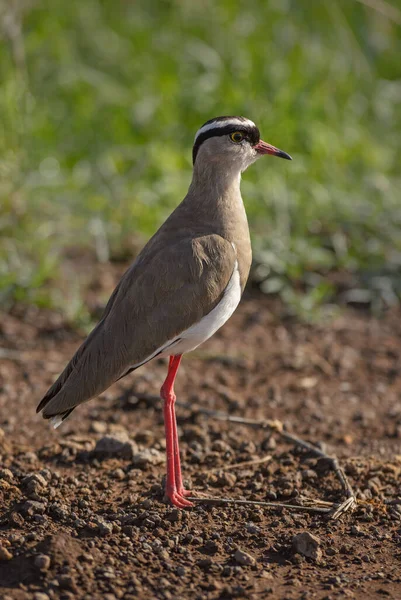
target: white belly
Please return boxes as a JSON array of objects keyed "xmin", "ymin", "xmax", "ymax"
[
  {"xmin": 161, "ymin": 260, "xmax": 241, "ymax": 356},
  {"xmin": 119, "ymin": 261, "xmax": 242, "ymax": 379}
]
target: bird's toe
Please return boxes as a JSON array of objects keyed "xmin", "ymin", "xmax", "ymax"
[{"xmin": 167, "ymin": 490, "xmax": 193, "ymax": 508}]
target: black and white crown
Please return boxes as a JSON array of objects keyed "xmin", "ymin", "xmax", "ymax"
[{"xmin": 192, "ymin": 116, "xmax": 260, "ymax": 164}]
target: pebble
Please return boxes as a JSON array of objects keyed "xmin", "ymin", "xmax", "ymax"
[
  {"xmin": 239, "ymin": 440, "xmax": 256, "ymax": 454},
  {"xmin": 234, "ymin": 549, "xmax": 256, "ymax": 566},
  {"xmin": 292, "ymin": 532, "xmax": 322, "ymax": 561},
  {"xmin": 39, "ymin": 469, "xmax": 53, "ymax": 482},
  {"xmin": 132, "ymin": 448, "xmax": 165, "ymax": 467},
  {"xmin": 34, "ymin": 554, "xmax": 51, "ymax": 570},
  {"xmin": 49, "ymin": 504, "xmax": 69, "ymax": 521},
  {"xmin": 22, "ymin": 473, "xmax": 48, "ymax": 488},
  {"xmin": 0, "ymin": 468, "xmax": 14, "ymax": 483},
  {"xmin": 93, "ymin": 433, "xmax": 138, "ymax": 459},
  {"xmin": 261, "ymin": 436, "xmax": 276, "ymax": 451},
  {"xmin": 34, "ymin": 594, "xmax": 50, "ymax": 600},
  {"xmin": 22, "ymin": 473, "xmax": 48, "ymax": 495},
  {"xmin": 211, "ymin": 440, "xmax": 233, "ymax": 454},
  {"xmin": 20, "ymin": 500, "xmax": 47, "ymax": 516},
  {"xmin": 166, "ymin": 509, "xmax": 181, "ymax": 523},
  {"xmin": 93, "ymin": 517, "xmax": 113, "ymax": 536},
  {"xmin": 112, "ymin": 468, "xmax": 126, "ymax": 480},
  {"xmin": 57, "ymin": 574, "xmax": 75, "ymax": 590},
  {"xmin": 134, "ymin": 430, "xmax": 154, "ymax": 444},
  {"xmin": 215, "ymin": 471, "xmax": 237, "ymax": 488},
  {"xmin": 0, "ymin": 546, "xmax": 13, "ymax": 560},
  {"xmin": 245, "ymin": 523, "xmax": 261, "ymax": 534},
  {"xmin": 23, "ymin": 452, "xmax": 38, "ymax": 463},
  {"xmin": 91, "ymin": 421, "xmax": 108, "ymax": 434}
]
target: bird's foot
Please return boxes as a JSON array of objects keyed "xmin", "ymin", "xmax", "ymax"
[
  {"xmin": 165, "ymin": 487, "xmax": 193, "ymax": 508},
  {"xmin": 177, "ymin": 487, "xmax": 192, "ymax": 498}
]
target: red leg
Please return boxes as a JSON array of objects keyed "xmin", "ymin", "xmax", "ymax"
[
  {"xmin": 171, "ymin": 398, "xmax": 192, "ymax": 498},
  {"xmin": 161, "ymin": 355, "xmax": 193, "ymax": 508},
  {"xmin": 167, "ymin": 356, "xmax": 191, "ymax": 497}
]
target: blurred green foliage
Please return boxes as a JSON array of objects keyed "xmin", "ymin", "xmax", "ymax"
[{"xmin": 1, "ymin": 0, "xmax": 400, "ymax": 321}]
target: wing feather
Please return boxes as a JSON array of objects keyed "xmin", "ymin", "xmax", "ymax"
[{"xmin": 37, "ymin": 234, "xmax": 236, "ymax": 420}]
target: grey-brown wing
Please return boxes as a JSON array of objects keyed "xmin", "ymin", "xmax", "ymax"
[{"xmin": 37, "ymin": 234, "xmax": 236, "ymax": 420}]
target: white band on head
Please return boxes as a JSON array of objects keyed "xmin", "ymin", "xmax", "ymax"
[{"xmin": 194, "ymin": 118, "xmax": 256, "ymax": 142}]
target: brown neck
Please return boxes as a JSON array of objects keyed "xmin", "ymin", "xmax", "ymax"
[
  {"xmin": 190, "ymin": 158, "xmax": 242, "ymax": 198},
  {"xmin": 182, "ymin": 161, "xmax": 246, "ymax": 239},
  {"xmin": 139, "ymin": 159, "xmax": 253, "ymax": 290}
]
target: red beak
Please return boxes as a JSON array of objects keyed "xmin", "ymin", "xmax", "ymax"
[{"xmin": 254, "ymin": 140, "xmax": 292, "ymax": 160}]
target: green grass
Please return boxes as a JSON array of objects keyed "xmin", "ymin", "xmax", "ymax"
[{"xmin": 1, "ymin": 0, "xmax": 400, "ymax": 321}]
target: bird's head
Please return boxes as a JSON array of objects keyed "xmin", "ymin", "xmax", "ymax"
[{"xmin": 192, "ymin": 116, "xmax": 292, "ymax": 174}]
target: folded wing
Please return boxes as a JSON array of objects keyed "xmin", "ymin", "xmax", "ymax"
[{"xmin": 37, "ymin": 234, "xmax": 236, "ymax": 421}]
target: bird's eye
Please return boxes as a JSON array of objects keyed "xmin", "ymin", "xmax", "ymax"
[{"xmin": 230, "ymin": 131, "xmax": 244, "ymax": 143}]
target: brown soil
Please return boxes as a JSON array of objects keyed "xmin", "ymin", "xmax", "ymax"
[{"xmin": 1, "ymin": 266, "xmax": 401, "ymax": 600}]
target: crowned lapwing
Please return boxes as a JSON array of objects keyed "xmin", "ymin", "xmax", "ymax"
[{"xmin": 37, "ymin": 116, "xmax": 291, "ymax": 508}]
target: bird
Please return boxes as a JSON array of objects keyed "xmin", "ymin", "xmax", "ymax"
[{"xmin": 37, "ymin": 116, "xmax": 292, "ymax": 508}]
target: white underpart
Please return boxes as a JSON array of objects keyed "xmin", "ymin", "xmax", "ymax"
[
  {"xmin": 163, "ymin": 259, "xmax": 241, "ymax": 356},
  {"xmin": 194, "ymin": 118, "xmax": 256, "ymax": 142},
  {"xmin": 121, "ymin": 257, "xmax": 242, "ymax": 377}
]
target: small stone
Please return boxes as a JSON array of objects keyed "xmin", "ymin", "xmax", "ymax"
[
  {"xmin": 132, "ymin": 448, "xmax": 165, "ymax": 467},
  {"xmin": 49, "ymin": 504, "xmax": 68, "ymax": 521},
  {"xmin": 211, "ymin": 440, "xmax": 233, "ymax": 454},
  {"xmin": 34, "ymin": 594, "xmax": 50, "ymax": 600},
  {"xmin": 57, "ymin": 574, "xmax": 75, "ymax": 590},
  {"xmin": 9, "ymin": 511, "xmax": 24, "ymax": 527},
  {"xmin": 0, "ymin": 468, "xmax": 14, "ymax": 483},
  {"xmin": 166, "ymin": 509, "xmax": 181, "ymax": 523},
  {"xmin": 367, "ymin": 477, "xmax": 381, "ymax": 496},
  {"xmin": 91, "ymin": 421, "xmax": 108, "ymax": 434},
  {"xmin": 93, "ymin": 517, "xmax": 113, "ymax": 536},
  {"xmin": 93, "ymin": 433, "xmax": 138, "ymax": 460},
  {"xmin": 39, "ymin": 469, "xmax": 53, "ymax": 482},
  {"xmin": 350, "ymin": 525, "xmax": 362, "ymax": 536},
  {"xmin": 0, "ymin": 546, "xmax": 13, "ymax": 561},
  {"xmin": 134, "ymin": 430, "xmax": 154, "ymax": 444},
  {"xmin": 245, "ymin": 522, "xmax": 261, "ymax": 534},
  {"xmin": 34, "ymin": 554, "xmax": 51, "ymax": 570},
  {"xmin": 260, "ymin": 570, "xmax": 273, "ymax": 579},
  {"xmin": 23, "ymin": 452, "xmax": 38, "ymax": 463},
  {"xmin": 299, "ymin": 376, "xmax": 318, "ymax": 389},
  {"xmin": 239, "ymin": 441, "xmax": 256, "ymax": 454},
  {"xmin": 215, "ymin": 471, "xmax": 237, "ymax": 488},
  {"xmin": 302, "ymin": 469, "xmax": 317, "ymax": 481},
  {"xmin": 197, "ymin": 557, "xmax": 212, "ymax": 569},
  {"xmin": 21, "ymin": 473, "xmax": 48, "ymax": 495},
  {"xmin": 22, "ymin": 473, "xmax": 48, "ymax": 488},
  {"xmin": 261, "ymin": 436, "xmax": 276, "ymax": 451},
  {"xmin": 21, "ymin": 500, "xmax": 47, "ymax": 516},
  {"xmin": 111, "ymin": 468, "xmax": 125, "ymax": 480},
  {"xmin": 157, "ymin": 549, "xmax": 170, "ymax": 561},
  {"xmin": 234, "ymin": 549, "xmax": 256, "ymax": 566},
  {"xmin": 292, "ymin": 532, "xmax": 322, "ymax": 561}
]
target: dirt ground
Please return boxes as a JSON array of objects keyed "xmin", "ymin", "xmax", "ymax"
[{"xmin": 1, "ymin": 265, "xmax": 401, "ymax": 600}]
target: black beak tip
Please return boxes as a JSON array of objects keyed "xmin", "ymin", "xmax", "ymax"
[{"xmin": 278, "ymin": 150, "xmax": 292, "ymax": 161}]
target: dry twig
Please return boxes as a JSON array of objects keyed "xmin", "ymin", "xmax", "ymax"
[{"xmin": 178, "ymin": 402, "xmax": 357, "ymax": 519}]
